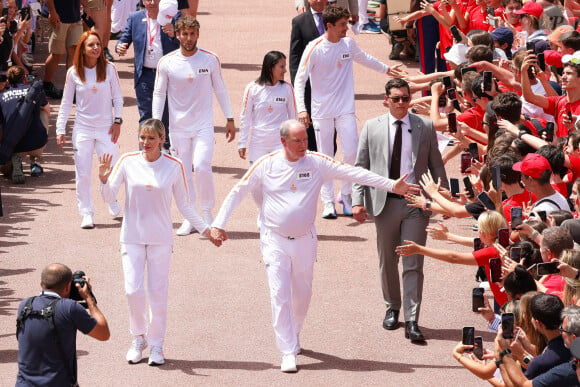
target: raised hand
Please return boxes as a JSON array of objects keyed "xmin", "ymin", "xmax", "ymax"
[
  {"xmin": 387, "ymin": 64, "xmax": 408, "ymax": 78},
  {"xmin": 392, "ymin": 173, "xmax": 421, "ymax": 196},
  {"xmin": 99, "ymin": 153, "xmax": 114, "ymax": 184},
  {"xmin": 395, "ymin": 240, "xmax": 420, "ymax": 256}
]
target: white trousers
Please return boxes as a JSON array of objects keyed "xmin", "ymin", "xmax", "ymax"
[
  {"xmin": 260, "ymin": 226, "xmax": 317, "ymax": 355},
  {"xmin": 111, "ymin": 0, "xmax": 138, "ymax": 34},
  {"xmin": 312, "ymin": 114, "xmax": 358, "ymax": 204},
  {"xmin": 121, "ymin": 243, "xmax": 173, "ymax": 347},
  {"xmin": 169, "ymin": 128, "xmax": 214, "ymax": 212},
  {"xmin": 72, "ymin": 128, "xmax": 118, "ymax": 216},
  {"xmin": 249, "ymin": 141, "xmax": 282, "ymax": 165},
  {"xmin": 358, "ymin": 0, "xmax": 369, "ymax": 25}
]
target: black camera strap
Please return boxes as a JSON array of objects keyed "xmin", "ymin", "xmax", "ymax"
[{"xmin": 16, "ymin": 297, "xmax": 78, "ymax": 387}]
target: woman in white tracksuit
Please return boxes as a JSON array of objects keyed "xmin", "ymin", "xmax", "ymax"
[
  {"xmin": 98, "ymin": 118, "xmax": 219, "ymax": 366},
  {"xmin": 238, "ymin": 50, "xmax": 297, "ymax": 164},
  {"xmin": 56, "ymin": 31, "xmax": 123, "ymax": 229}
]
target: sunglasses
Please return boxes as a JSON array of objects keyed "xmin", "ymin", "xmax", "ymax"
[
  {"xmin": 560, "ymin": 325, "xmax": 573, "ymax": 335},
  {"xmin": 388, "ymin": 96, "xmax": 411, "ymax": 103}
]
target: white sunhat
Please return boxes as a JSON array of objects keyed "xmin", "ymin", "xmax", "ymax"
[
  {"xmin": 157, "ymin": 0, "xmax": 178, "ymax": 26},
  {"xmin": 444, "ymin": 43, "xmax": 468, "ymax": 66}
]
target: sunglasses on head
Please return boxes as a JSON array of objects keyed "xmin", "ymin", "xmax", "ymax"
[{"xmin": 388, "ymin": 96, "xmax": 411, "ymax": 103}]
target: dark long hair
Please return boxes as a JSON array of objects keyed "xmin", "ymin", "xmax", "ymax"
[{"xmin": 257, "ymin": 51, "xmax": 286, "ymax": 86}]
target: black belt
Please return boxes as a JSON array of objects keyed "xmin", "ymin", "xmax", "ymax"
[
  {"xmin": 387, "ymin": 193, "xmax": 405, "ymax": 199},
  {"xmin": 143, "ymin": 67, "xmax": 156, "ymax": 72}
]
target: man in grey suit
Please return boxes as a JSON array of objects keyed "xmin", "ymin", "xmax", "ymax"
[{"xmin": 352, "ymin": 78, "xmax": 448, "ymax": 342}]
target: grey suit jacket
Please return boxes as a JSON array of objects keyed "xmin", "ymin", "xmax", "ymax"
[{"xmin": 352, "ymin": 113, "xmax": 448, "ymax": 216}]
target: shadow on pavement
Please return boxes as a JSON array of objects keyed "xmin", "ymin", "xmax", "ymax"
[
  {"xmin": 0, "ymin": 349, "xmax": 18, "ymax": 363},
  {"xmin": 221, "ymin": 63, "xmax": 261, "ymax": 72},
  {"xmin": 159, "ymin": 358, "xmax": 273, "ymax": 376},
  {"xmin": 0, "ymin": 269, "xmax": 35, "ymax": 317},
  {"xmin": 299, "ymin": 349, "xmax": 463, "ymax": 372},
  {"xmin": 354, "ymin": 93, "xmax": 384, "ymax": 101},
  {"xmin": 212, "ymin": 165, "xmax": 247, "ymax": 179}
]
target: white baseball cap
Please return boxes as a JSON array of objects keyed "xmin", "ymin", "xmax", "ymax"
[{"xmin": 157, "ymin": 0, "xmax": 178, "ymax": 25}]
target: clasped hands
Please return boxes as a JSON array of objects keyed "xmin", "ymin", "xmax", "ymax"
[{"xmin": 206, "ymin": 227, "xmax": 228, "ymax": 247}]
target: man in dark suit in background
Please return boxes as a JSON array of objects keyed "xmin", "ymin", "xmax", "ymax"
[
  {"xmin": 290, "ymin": 0, "xmax": 327, "ymax": 151},
  {"xmin": 352, "ymin": 78, "xmax": 448, "ymax": 342},
  {"xmin": 115, "ymin": 0, "xmax": 179, "ymax": 150}
]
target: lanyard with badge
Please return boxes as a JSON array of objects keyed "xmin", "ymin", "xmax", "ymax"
[{"xmin": 146, "ymin": 12, "xmax": 158, "ymax": 61}]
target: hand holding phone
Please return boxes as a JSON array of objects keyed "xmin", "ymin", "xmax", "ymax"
[
  {"xmin": 472, "ymin": 287, "xmax": 485, "ymax": 312},
  {"xmin": 463, "ymin": 176, "xmax": 475, "ymax": 199},
  {"xmin": 448, "ymin": 112, "xmax": 457, "ymax": 133},
  {"xmin": 502, "ymin": 313, "xmax": 515, "ymax": 339},
  {"xmin": 489, "ymin": 257, "xmax": 503, "ymax": 282},
  {"xmin": 463, "ymin": 326, "xmax": 475, "ymax": 349}
]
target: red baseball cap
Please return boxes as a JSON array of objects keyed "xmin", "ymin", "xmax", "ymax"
[
  {"xmin": 513, "ymin": 153, "xmax": 551, "ymax": 179},
  {"xmin": 514, "ymin": 2, "xmax": 544, "ymax": 18}
]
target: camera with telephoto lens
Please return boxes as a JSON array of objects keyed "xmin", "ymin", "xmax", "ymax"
[{"xmin": 68, "ymin": 270, "xmax": 97, "ymax": 308}]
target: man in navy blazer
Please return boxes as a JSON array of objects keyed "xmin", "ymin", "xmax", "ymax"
[{"xmin": 115, "ymin": 0, "xmax": 179, "ymax": 149}]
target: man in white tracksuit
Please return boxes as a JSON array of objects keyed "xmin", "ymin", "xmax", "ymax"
[
  {"xmin": 294, "ymin": 5, "xmax": 405, "ymax": 219},
  {"xmin": 152, "ymin": 14, "xmax": 236, "ymax": 234},
  {"xmin": 210, "ymin": 119, "xmax": 418, "ymax": 373}
]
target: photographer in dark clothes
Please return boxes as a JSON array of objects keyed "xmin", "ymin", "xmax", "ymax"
[{"xmin": 15, "ymin": 263, "xmax": 109, "ymax": 386}]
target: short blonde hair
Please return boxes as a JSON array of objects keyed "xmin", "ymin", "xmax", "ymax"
[
  {"xmin": 139, "ymin": 118, "xmax": 165, "ymax": 139},
  {"xmin": 478, "ymin": 211, "xmax": 508, "ymax": 240}
]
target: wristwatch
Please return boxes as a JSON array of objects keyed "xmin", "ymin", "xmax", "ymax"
[
  {"xmin": 114, "ymin": 117, "xmax": 123, "ymax": 125},
  {"xmin": 425, "ymin": 200, "xmax": 431, "ymax": 210},
  {"xmin": 518, "ymin": 130, "xmax": 527, "ymax": 140},
  {"xmin": 226, "ymin": 118, "xmax": 234, "ymax": 122},
  {"xmin": 523, "ymin": 354, "xmax": 533, "ymax": 365},
  {"xmin": 500, "ymin": 348, "xmax": 512, "ymax": 359},
  {"xmin": 495, "ymin": 359, "xmax": 503, "ymax": 368}
]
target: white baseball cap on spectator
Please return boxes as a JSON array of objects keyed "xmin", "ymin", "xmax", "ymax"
[
  {"xmin": 562, "ymin": 51, "xmax": 580, "ymax": 65},
  {"xmin": 157, "ymin": 0, "xmax": 178, "ymax": 26},
  {"xmin": 444, "ymin": 43, "xmax": 468, "ymax": 66}
]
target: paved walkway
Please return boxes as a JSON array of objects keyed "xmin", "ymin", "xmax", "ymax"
[{"xmin": 1, "ymin": 1, "xmax": 486, "ymax": 385}]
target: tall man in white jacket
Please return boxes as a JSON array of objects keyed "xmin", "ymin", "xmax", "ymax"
[
  {"xmin": 294, "ymin": 5, "xmax": 405, "ymax": 219},
  {"xmin": 210, "ymin": 119, "xmax": 418, "ymax": 373},
  {"xmin": 152, "ymin": 15, "xmax": 236, "ymax": 234}
]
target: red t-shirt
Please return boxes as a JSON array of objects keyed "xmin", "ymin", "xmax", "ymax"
[
  {"xmin": 544, "ymin": 96, "xmax": 580, "ymax": 138},
  {"xmin": 568, "ymin": 155, "xmax": 580, "ymax": 183},
  {"xmin": 473, "ymin": 247, "xmax": 509, "ymax": 306},
  {"xmin": 467, "ymin": 6, "xmax": 492, "ymax": 32},
  {"xmin": 434, "ymin": 2, "xmax": 454, "ymax": 58},
  {"xmin": 552, "ymin": 182, "xmax": 569, "ymax": 197},
  {"xmin": 503, "ymin": 189, "xmax": 536, "ymax": 221},
  {"xmin": 542, "ymin": 274, "xmax": 564, "ymax": 299},
  {"xmin": 458, "ymin": 104, "xmax": 486, "ymax": 143}
]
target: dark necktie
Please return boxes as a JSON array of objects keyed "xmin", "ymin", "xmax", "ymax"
[
  {"xmin": 390, "ymin": 120, "xmax": 403, "ymax": 180},
  {"xmin": 314, "ymin": 13, "xmax": 324, "ymax": 35}
]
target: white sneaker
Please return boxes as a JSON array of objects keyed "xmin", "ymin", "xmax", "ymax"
[
  {"xmin": 126, "ymin": 336, "xmax": 147, "ymax": 364},
  {"xmin": 281, "ymin": 354, "xmax": 297, "ymax": 372},
  {"xmin": 202, "ymin": 209, "xmax": 213, "ymax": 225},
  {"xmin": 321, "ymin": 202, "xmax": 337, "ymax": 219},
  {"xmin": 148, "ymin": 346, "xmax": 165, "ymax": 366},
  {"xmin": 176, "ymin": 220, "xmax": 194, "ymax": 236},
  {"xmin": 80, "ymin": 215, "xmax": 94, "ymax": 229},
  {"xmin": 108, "ymin": 201, "xmax": 121, "ymax": 218}
]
